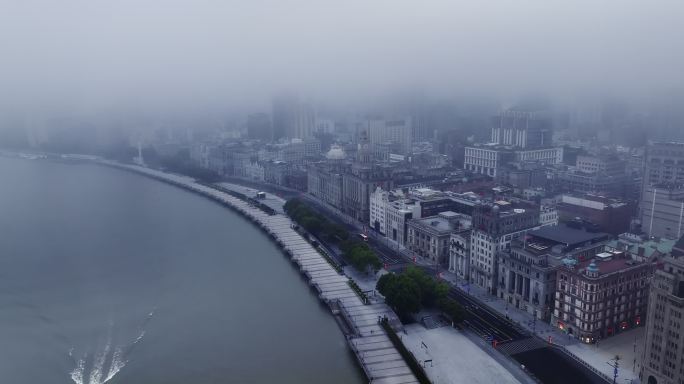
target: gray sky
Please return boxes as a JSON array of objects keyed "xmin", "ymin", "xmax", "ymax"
[{"xmin": 1, "ymin": 0, "xmax": 683, "ymax": 112}]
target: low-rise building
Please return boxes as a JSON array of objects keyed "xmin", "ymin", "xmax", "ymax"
[
  {"xmin": 470, "ymin": 202, "xmax": 540, "ymax": 294},
  {"xmin": 369, "ymin": 186, "xmax": 389, "ymax": 235},
  {"xmin": 539, "ymin": 205, "xmax": 558, "ymax": 227},
  {"xmin": 408, "ymin": 188, "xmax": 481, "ymax": 217},
  {"xmin": 407, "ymin": 211, "xmax": 471, "ymax": 267},
  {"xmin": 605, "ymin": 233, "xmax": 677, "ymax": 262},
  {"xmin": 244, "ymin": 161, "xmax": 265, "ymax": 182},
  {"xmin": 556, "ymin": 194, "xmax": 635, "ymax": 235},
  {"xmin": 307, "ymin": 161, "xmax": 344, "ymax": 209},
  {"xmin": 386, "ymin": 199, "xmax": 421, "ymax": 247},
  {"xmin": 552, "ymin": 251, "xmax": 652, "ymax": 343},
  {"xmin": 464, "ymin": 144, "xmax": 562, "ymax": 178},
  {"xmin": 499, "ymin": 225, "xmax": 611, "ymax": 321},
  {"xmin": 449, "ymin": 230, "xmax": 471, "ymax": 280}
]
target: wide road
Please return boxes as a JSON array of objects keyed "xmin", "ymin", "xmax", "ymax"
[
  {"xmin": 214, "ymin": 182, "xmax": 610, "ymax": 384},
  {"xmin": 449, "ymin": 288, "xmax": 526, "ymax": 343}
]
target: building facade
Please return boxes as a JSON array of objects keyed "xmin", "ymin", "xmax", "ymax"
[
  {"xmin": 407, "ymin": 211, "xmax": 471, "ymax": 267},
  {"xmin": 641, "ymin": 142, "xmax": 684, "ymax": 240},
  {"xmin": 307, "ymin": 161, "xmax": 344, "ymax": 209},
  {"xmin": 539, "ymin": 205, "xmax": 559, "ymax": 227},
  {"xmin": 464, "ymin": 145, "xmax": 562, "ymax": 178},
  {"xmin": 369, "ymin": 187, "xmax": 389, "ymax": 235},
  {"xmin": 367, "ymin": 117, "xmax": 413, "ymax": 155},
  {"xmin": 469, "ymin": 203, "xmax": 540, "ymax": 294},
  {"xmin": 641, "ymin": 186, "xmax": 684, "ymax": 240},
  {"xmin": 641, "ymin": 245, "xmax": 684, "ymax": 384},
  {"xmin": 500, "ymin": 225, "xmax": 610, "ymax": 321},
  {"xmin": 449, "ymin": 231, "xmax": 471, "ymax": 280},
  {"xmin": 556, "ymin": 194, "xmax": 635, "ymax": 236},
  {"xmin": 491, "ymin": 110, "xmax": 552, "ymax": 149},
  {"xmin": 552, "ymin": 252, "xmax": 651, "ymax": 343},
  {"xmin": 386, "ymin": 199, "xmax": 421, "ymax": 247}
]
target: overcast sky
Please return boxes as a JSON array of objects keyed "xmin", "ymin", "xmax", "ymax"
[{"xmin": 1, "ymin": 0, "xmax": 683, "ymax": 113}]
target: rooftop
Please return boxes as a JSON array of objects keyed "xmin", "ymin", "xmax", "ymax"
[
  {"xmin": 674, "ymin": 235, "xmax": 684, "ymax": 257},
  {"xmin": 573, "ymin": 253, "xmax": 647, "ymax": 277},
  {"xmin": 607, "ymin": 234, "xmax": 676, "ymax": 259},
  {"xmin": 410, "ymin": 211, "xmax": 471, "ymax": 234},
  {"xmin": 530, "ymin": 225, "xmax": 610, "ymax": 248}
]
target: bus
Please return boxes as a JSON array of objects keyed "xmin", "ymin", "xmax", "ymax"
[{"xmin": 359, "ymin": 233, "xmax": 369, "ymax": 242}]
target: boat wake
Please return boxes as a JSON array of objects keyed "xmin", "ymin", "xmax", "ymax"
[{"xmin": 69, "ymin": 308, "xmax": 156, "ymax": 384}]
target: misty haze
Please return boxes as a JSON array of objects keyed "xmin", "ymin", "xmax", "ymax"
[{"xmin": 1, "ymin": 1, "xmax": 684, "ymax": 384}]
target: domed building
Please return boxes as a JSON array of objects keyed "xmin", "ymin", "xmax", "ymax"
[{"xmin": 325, "ymin": 144, "xmax": 347, "ymax": 161}]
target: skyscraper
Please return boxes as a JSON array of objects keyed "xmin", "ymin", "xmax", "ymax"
[
  {"xmin": 271, "ymin": 93, "xmax": 316, "ymax": 140},
  {"xmin": 366, "ymin": 117, "xmax": 413, "ymax": 155},
  {"xmin": 246, "ymin": 113, "xmax": 273, "ymax": 142},
  {"xmin": 491, "ymin": 110, "xmax": 552, "ymax": 149}
]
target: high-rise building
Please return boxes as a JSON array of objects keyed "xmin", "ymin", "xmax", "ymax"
[
  {"xmin": 491, "ymin": 110, "xmax": 553, "ymax": 149},
  {"xmin": 272, "ymin": 94, "xmax": 297, "ymax": 141},
  {"xmin": 640, "ymin": 240, "xmax": 684, "ymax": 384},
  {"xmin": 293, "ymin": 102, "xmax": 316, "ymax": 139},
  {"xmin": 271, "ymin": 94, "xmax": 316, "ymax": 140},
  {"xmin": 640, "ymin": 142, "xmax": 684, "ymax": 239},
  {"xmin": 366, "ymin": 117, "xmax": 414, "ymax": 155},
  {"xmin": 246, "ymin": 113, "xmax": 273, "ymax": 142}
]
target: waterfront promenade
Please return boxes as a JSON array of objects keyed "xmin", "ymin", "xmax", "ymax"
[{"xmin": 100, "ymin": 161, "xmax": 420, "ymax": 384}]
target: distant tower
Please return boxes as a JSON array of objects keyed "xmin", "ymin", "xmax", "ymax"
[
  {"xmin": 134, "ymin": 141, "xmax": 145, "ymax": 166},
  {"xmin": 356, "ymin": 129, "xmax": 372, "ymax": 164}
]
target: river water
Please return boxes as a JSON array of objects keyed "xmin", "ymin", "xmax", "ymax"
[{"xmin": 0, "ymin": 156, "xmax": 363, "ymax": 384}]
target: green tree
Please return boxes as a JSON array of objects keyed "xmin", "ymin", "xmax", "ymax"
[
  {"xmin": 403, "ymin": 267, "xmax": 449, "ymax": 307},
  {"xmin": 377, "ymin": 274, "xmax": 422, "ymax": 319},
  {"xmin": 438, "ymin": 298, "xmax": 465, "ymax": 323},
  {"xmin": 342, "ymin": 240, "xmax": 382, "ymax": 273}
]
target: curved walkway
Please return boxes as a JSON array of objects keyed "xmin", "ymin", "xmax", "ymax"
[{"xmin": 99, "ymin": 161, "xmax": 419, "ymax": 384}]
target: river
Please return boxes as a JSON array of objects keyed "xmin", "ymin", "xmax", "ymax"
[{"xmin": 0, "ymin": 156, "xmax": 364, "ymax": 384}]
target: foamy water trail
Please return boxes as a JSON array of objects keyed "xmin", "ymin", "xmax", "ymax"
[
  {"xmin": 134, "ymin": 330, "xmax": 145, "ymax": 345},
  {"xmin": 70, "ymin": 353, "xmax": 86, "ymax": 384},
  {"xmin": 103, "ymin": 348, "xmax": 125, "ymax": 383},
  {"xmin": 88, "ymin": 339, "xmax": 110, "ymax": 384},
  {"xmin": 68, "ymin": 307, "xmax": 155, "ymax": 384}
]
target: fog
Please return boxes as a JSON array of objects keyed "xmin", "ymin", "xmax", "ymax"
[{"xmin": 1, "ymin": 0, "xmax": 683, "ymax": 115}]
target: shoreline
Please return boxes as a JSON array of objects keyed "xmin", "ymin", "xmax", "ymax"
[{"xmin": 92, "ymin": 159, "xmax": 421, "ymax": 384}]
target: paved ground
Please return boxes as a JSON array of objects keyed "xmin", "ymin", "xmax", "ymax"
[
  {"xmin": 566, "ymin": 327, "xmax": 643, "ymax": 383},
  {"xmin": 402, "ymin": 324, "xmax": 523, "ymax": 384},
  {"xmin": 217, "ymin": 182, "xmax": 286, "ymax": 214},
  {"xmin": 438, "ymin": 269, "xmax": 644, "ymax": 383},
  {"xmin": 210, "ymin": 179, "xmax": 632, "ymax": 383},
  {"xmin": 439, "ymin": 270, "xmax": 578, "ymax": 347}
]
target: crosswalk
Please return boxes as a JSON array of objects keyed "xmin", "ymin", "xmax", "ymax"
[{"xmin": 496, "ymin": 337, "xmax": 547, "ymax": 356}]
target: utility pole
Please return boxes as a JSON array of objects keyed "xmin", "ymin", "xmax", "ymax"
[
  {"xmin": 607, "ymin": 355, "xmax": 620, "ymax": 384},
  {"xmin": 633, "ymin": 335, "xmax": 637, "ymax": 373}
]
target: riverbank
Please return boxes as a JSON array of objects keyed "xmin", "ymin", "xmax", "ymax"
[{"xmin": 96, "ymin": 160, "xmax": 420, "ymax": 384}]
